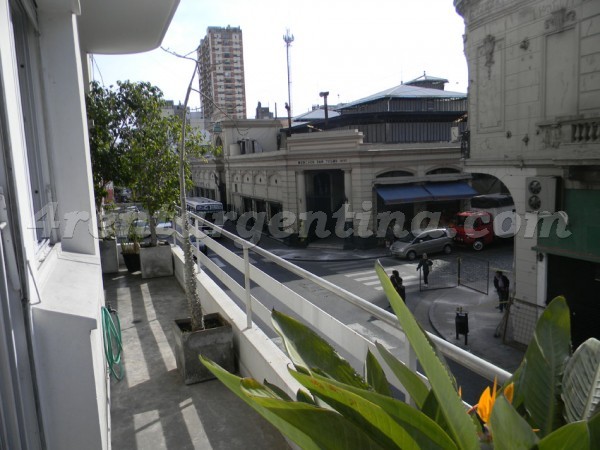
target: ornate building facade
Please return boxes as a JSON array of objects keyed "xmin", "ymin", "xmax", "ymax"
[{"xmin": 455, "ymin": 0, "xmax": 600, "ymax": 346}]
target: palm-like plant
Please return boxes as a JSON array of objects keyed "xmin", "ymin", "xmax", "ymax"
[{"xmin": 201, "ymin": 261, "xmax": 600, "ymax": 449}]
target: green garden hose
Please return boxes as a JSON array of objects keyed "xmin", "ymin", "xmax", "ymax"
[{"xmin": 101, "ymin": 305, "xmax": 124, "ymax": 381}]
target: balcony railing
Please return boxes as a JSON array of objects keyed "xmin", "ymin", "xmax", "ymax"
[
  {"xmin": 540, "ymin": 117, "xmax": 600, "ymax": 148},
  {"xmin": 173, "ymin": 209, "xmax": 512, "ymax": 401}
]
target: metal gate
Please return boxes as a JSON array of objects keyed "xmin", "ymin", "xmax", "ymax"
[
  {"xmin": 418, "ymin": 255, "xmax": 458, "ymax": 291},
  {"xmin": 418, "ymin": 255, "xmax": 490, "ymax": 294},
  {"xmin": 458, "ymin": 256, "xmax": 490, "ymax": 294}
]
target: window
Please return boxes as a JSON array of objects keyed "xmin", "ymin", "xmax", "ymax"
[{"xmin": 11, "ymin": 2, "xmax": 54, "ymax": 246}]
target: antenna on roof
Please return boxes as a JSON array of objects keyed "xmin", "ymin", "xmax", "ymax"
[{"xmin": 283, "ymin": 29, "xmax": 294, "ymax": 119}]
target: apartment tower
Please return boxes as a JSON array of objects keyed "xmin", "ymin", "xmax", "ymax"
[{"xmin": 198, "ymin": 26, "xmax": 247, "ymax": 122}]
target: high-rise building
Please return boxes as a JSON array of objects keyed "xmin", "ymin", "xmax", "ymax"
[{"xmin": 198, "ymin": 26, "xmax": 246, "ymax": 122}]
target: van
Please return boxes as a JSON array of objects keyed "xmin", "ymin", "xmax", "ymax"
[{"xmin": 451, "ymin": 194, "xmax": 515, "ymax": 251}]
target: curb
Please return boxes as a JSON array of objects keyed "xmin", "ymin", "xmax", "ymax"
[{"xmin": 427, "ymin": 301, "xmax": 447, "ymax": 341}]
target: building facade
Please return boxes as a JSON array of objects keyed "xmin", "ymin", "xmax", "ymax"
[
  {"xmin": 455, "ymin": 0, "xmax": 600, "ymax": 346},
  {"xmin": 198, "ymin": 26, "xmax": 246, "ymax": 122},
  {"xmin": 0, "ymin": 0, "xmax": 179, "ymax": 448},
  {"xmin": 193, "ymin": 78, "xmax": 476, "ymax": 246}
]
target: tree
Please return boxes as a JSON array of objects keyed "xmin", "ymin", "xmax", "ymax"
[
  {"xmin": 86, "ymin": 80, "xmax": 207, "ymax": 247},
  {"xmin": 87, "ymin": 80, "xmax": 163, "ymax": 210}
]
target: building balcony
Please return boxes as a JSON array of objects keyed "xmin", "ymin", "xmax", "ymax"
[{"xmin": 104, "ymin": 265, "xmax": 289, "ymax": 448}]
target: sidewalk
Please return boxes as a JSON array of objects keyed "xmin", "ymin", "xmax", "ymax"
[{"xmin": 419, "ymin": 285, "xmax": 525, "ymax": 373}]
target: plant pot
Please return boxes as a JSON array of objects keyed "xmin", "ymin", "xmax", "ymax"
[
  {"xmin": 173, "ymin": 313, "xmax": 235, "ymax": 385},
  {"xmin": 99, "ymin": 239, "xmax": 119, "ymax": 274},
  {"xmin": 122, "ymin": 252, "xmax": 141, "ymax": 273},
  {"xmin": 140, "ymin": 243, "xmax": 173, "ymax": 279}
]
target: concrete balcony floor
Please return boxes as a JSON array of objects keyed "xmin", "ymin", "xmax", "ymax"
[{"xmin": 104, "ymin": 269, "xmax": 290, "ymax": 449}]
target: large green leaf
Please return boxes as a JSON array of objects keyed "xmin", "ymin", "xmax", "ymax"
[
  {"xmin": 376, "ymin": 341, "xmax": 430, "ymax": 409},
  {"xmin": 489, "ymin": 396, "xmax": 539, "ymax": 450},
  {"xmin": 421, "ymin": 390, "xmax": 450, "ymax": 432},
  {"xmin": 507, "ymin": 359, "xmax": 527, "ymax": 411},
  {"xmin": 520, "ymin": 296, "xmax": 571, "ymax": 435},
  {"xmin": 271, "ymin": 309, "xmax": 369, "ymax": 389},
  {"xmin": 201, "ymin": 357, "xmax": 383, "ymax": 450},
  {"xmin": 241, "ymin": 381, "xmax": 386, "ymax": 450},
  {"xmin": 537, "ymin": 421, "xmax": 589, "ymax": 450},
  {"xmin": 375, "ymin": 261, "xmax": 479, "ymax": 450},
  {"xmin": 366, "ymin": 350, "xmax": 392, "ymax": 397},
  {"xmin": 290, "ymin": 369, "xmax": 457, "ymax": 450},
  {"xmin": 200, "ymin": 357, "xmax": 321, "ymax": 449},
  {"xmin": 589, "ymin": 409, "xmax": 600, "ymax": 446},
  {"xmin": 562, "ymin": 338, "xmax": 600, "ymax": 423}
]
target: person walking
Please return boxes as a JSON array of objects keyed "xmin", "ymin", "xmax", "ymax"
[
  {"xmin": 493, "ymin": 271, "xmax": 510, "ymax": 312},
  {"xmin": 416, "ymin": 253, "xmax": 433, "ymax": 286},
  {"xmin": 389, "ymin": 270, "xmax": 406, "ymax": 301}
]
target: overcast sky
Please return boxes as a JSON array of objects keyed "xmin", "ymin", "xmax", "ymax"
[{"xmin": 92, "ymin": 0, "xmax": 468, "ymax": 119}]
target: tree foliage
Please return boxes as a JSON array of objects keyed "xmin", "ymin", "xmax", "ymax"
[{"xmin": 86, "ymin": 80, "xmax": 208, "ymax": 246}]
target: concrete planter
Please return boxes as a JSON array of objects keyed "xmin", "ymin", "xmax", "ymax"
[
  {"xmin": 99, "ymin": 239, "xmax": 119, "ymax": 274},
  {"xmin": 173, "ymin": 313, "xmax": 235, "ymax": 385},
  {"xmin": 140, "ymin": 244, "xmax": 173, "ymax": 279},
  {"xmin": 122, "ymin": 252, "xmax": 141, "ymax": 273}
]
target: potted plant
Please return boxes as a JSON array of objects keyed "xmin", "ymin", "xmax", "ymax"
[
  {"xmin": 87, "ymin": 81, "xmax": 155, "ymax": 274},
  {"xmin": 86, "ymin": 70, "xmax": 231, "ymax": 383},
  {"xmin": 120, "ymin": 219, "xmax": 142, "ymax": 273},
  {"xmin": 167, "ymin": 52, "xmax": 233, "ymax": 384}
]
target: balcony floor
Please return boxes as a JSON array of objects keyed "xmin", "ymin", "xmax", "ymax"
[{"xmin": 104, "ymin": 268, "xmax": 290, "ymax": 449}]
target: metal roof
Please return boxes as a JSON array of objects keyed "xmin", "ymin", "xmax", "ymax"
[
  {"xmin": 293, "ymin": 108, "xmax": 340, "ymax": 121},
  {"xmin": 338, "ymin": 84, "xmax": 466, "ymax": 110},
  {"xmin": 405, "ymin": 73, "xmax": 449, "ymax": 85}
]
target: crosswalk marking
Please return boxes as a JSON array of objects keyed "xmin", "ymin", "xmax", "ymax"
[
  {"xmin": 354, "ymin": 275, "xmax": 379, "ymax": 282},
  {"xmin": 345, "ymin": 269, "xmax": 379, "ymax": 277},
  {"xmin": 341, "ymin": 265, "xmax": 421, "ymax": 291}
]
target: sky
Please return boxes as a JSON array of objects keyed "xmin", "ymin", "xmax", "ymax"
[{"xmin": 92, "ymin": 0, "xmax": 468, "ymax": 119}]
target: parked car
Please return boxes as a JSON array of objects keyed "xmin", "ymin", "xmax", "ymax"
[
  {"xmin": 131, "ymin": 219, "xmax": 174, "ymax": 240},
  {"xmin": 390, "ymin": 228, "xmax": 453, "ymax": 260},
  {"xmin": 451, "ymin": 194, "xmax": 515, "ymax": 251}
]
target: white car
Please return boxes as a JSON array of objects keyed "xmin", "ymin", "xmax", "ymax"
[{"xmin": 131, "ymin": 219, "xmax": 174, "ymax": 240}]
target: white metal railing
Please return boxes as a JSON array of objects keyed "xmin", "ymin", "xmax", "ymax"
[{"xmin": 173, "ymin": 208, "xmax": 512, "ymax": 386}]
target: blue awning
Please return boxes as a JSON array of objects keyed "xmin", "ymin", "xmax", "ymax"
[
  {"xmin": 376, "ymin": 185, "xmax": 433, "ymax": 205},
  {"xmin": 424, "ymin": 181, "xmax": 478, "ymax": 201}
]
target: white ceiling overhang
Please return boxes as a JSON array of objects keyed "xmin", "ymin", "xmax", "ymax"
[{"xmin": 75, "ymin": 0, "xmax": 180, "ymax": 54}]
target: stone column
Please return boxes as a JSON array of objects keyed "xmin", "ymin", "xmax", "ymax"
[{"xmin": 296, "ymin": 171, "xmax": 306, "ymax": 238}]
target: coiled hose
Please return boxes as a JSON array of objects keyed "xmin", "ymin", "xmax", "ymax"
[{"xmin": 101, "ymin": 305, "xmax": 124, "ymax": 381}]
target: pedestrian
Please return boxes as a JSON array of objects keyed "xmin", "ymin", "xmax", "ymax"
[
  {"xmin": 416, "ymin": 253, "xmax": 433, "ymax": 286},
  {"xmin": 389, "ymin": 270, "xmax": 406, "ymax": 301},
  {"xmin": 493, "ymin": 270, "xmax": 510, "ymax": 312},
  {"xmin": 385, "ymin": 225, "xmax": 395, "ymax": 249}
]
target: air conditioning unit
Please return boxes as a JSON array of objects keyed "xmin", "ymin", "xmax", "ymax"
[{"xmin": 525, "ymin": 176, "xmax": 557, "ymax": 213}]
